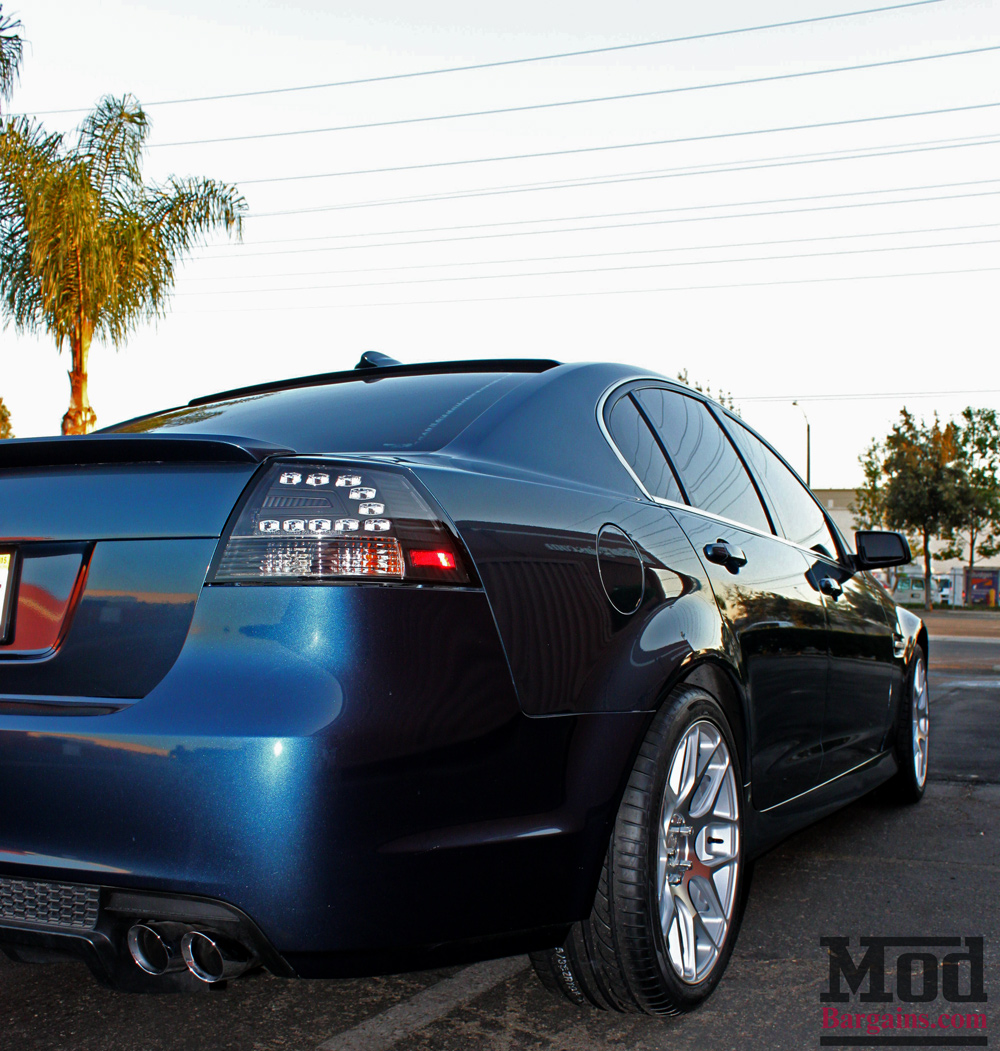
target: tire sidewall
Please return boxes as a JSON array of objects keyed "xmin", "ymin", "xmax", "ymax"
[{"xmin": 895, "ymin": 647, "xmax": 928, "ymax": 801}]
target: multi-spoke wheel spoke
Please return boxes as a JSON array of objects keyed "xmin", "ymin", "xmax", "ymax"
[
  {"xmin": 689, "ymin": 745, "xmax": 730, "ymax": 820},
  {"xmin": 658, "ymin": 719, "xmax": 740, "ymax": 984},
  {"xmin": 911, "ymin": 658, "xmax": 930, "ymax": 787}
]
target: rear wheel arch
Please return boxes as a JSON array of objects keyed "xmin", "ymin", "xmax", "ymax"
[
  {"xmin": 532, "ymin": 680, "xmax": 753, "ymax": 1014},
  {"xmin": 558, "ymin": 656, "xmax": 751, "ymax": 940},
  {"xmin": 675, "ymin": 659, "xmax": 750, "ymax": 795}
]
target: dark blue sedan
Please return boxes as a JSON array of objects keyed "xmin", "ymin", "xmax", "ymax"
[{"xmin": 0, "ymin": 357, "xmax": 927, "ymax": 1013}]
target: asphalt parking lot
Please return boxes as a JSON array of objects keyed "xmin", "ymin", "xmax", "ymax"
[{"xmin": 2, "ymin": 629, "xmax": 997, "ymax": 1051}]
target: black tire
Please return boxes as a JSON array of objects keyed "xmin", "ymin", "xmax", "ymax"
[
  {"xmin": 530, "ymin": 686, "xmax": 752, "ymax": 1015},
  {"xmin": 886, "ymin": 646, "xmax": 929, "ymax": 804}
]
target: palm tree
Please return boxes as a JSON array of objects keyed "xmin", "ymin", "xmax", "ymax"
[
  {"xmin": 0, "ymin": 5, "xmax": 22, "ymax": 432},
  {"xmin": 0, "ymin": 95, "xmax": 245, "ymax": 433},
  {"xmin": 0, "ymin": 6, "xmax": 22, "ymax": 114}
]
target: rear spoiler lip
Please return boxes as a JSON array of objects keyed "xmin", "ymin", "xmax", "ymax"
[
  {"xmin": 187, "ymin": 358, "xmax": 562, "ymax": 407},
  {"xmin": 0, "ymin": 434, "xmax": 295, "ymax": 468}
]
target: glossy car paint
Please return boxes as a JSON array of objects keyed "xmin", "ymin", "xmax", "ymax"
[
  {"xmin": 0, "ymin": 584, "xmax": 651, "ymax": 969},
  {"xmin": 669, "ymin": 508, "xmax": 829, "ymax": 812},
  {"xmin": 0, "ymin": 361, "xmax": 926, "ymax": 983},
  {"xmin": 0, "ymin": 540, "xmax": 218, "ymax": 698}
]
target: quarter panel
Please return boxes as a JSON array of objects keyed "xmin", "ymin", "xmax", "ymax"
[{"xmin": 413, "ymin": 467, "xmax": 721, "ymax": 715}]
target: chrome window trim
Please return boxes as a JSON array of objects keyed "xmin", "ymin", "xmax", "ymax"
[
  {"xmin": 595, "ymin": 377, "xmax": 664, "ymax": 504},
  {"xmin": 596, "ymin": 378, "xmax": 847, "ymax": 571}
]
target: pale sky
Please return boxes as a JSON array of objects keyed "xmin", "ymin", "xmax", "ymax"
[{"xmin": 2, "ymin": 0, "xmax": 999, "ymax": 486}]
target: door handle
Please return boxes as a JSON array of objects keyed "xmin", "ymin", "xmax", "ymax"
[
  {"xmin": 819, "ymin": 577, "xmax": 843, "ymax": 599},
  {"xmin": 704, "ymin": 540, "xmax": 748, "ymax": 572}
]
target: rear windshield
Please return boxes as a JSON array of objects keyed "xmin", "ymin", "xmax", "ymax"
[{"xmin": 112, "ymin": 372, "xmax": 528, "ymax": 452}]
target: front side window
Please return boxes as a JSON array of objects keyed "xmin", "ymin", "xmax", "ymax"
[
  {"xmin": 606, "ymin": 394, "xmax": 683, "ymax": 502},
  {"xmin": 633, "ymin": 388, "xmax": 770, "ymax": 533},
  {"xmin": 724, "ymin": 417, "xmax": 840, "ymax": 559}
]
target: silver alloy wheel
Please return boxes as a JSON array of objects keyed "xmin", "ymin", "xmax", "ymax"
[
  {"xmin": 656, "ymin": 720, "xmax": 740, "ymax": 985},
  {"xmin": 911, "ymin": 657, "xmax": 930, "ymax": 787}
]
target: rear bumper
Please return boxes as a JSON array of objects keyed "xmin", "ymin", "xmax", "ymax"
[
  {"xmin": 0, "ymin": 882, "xmax": 290, "ymax": 989},
  {"xmin": 0, "ymin": 585, "xmax": 647, "ymax": 978}
]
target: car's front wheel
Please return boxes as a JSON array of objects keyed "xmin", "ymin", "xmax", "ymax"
[
  {"xmin": 887, "ymin": 646, "xmax": 929, "ymax": 803},
  {"xmin": 531, "ymin": 686, "xmax": 751, "ymax": 1015}
]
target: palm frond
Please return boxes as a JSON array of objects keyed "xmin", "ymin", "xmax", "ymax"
[
  {"xmin": 77, "ymin": 95, "xmax": 148, "ymax": 204},
  {"xmin": 147, "ymin": 177, "xmax": 246, "ymax": 250},
  {"xmin": 0, "ymin": 6, "xmax": 22, "ymax": 107},
  {"xmin": 0, "ymin": 118, "xmax": 65, "ymax": 333}
]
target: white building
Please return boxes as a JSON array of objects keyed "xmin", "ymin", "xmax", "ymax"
[{"xmin": 812, "ymin": 488, "xmax": 997, "ymax": 605}]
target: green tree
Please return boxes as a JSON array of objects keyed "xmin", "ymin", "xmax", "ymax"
[
  {"xmin": 0, "ymin": 396, "xmax": 11, "ymax": 438},
  {"xmin": 938, "ymin": 407, "xmax": 1000, "ymax": 600},
  {"xmin": 0, "ymin": 95, "xmax": 245, "ymax": 433},
  {"xmin": 852, "ymin": 439, "xmax": 887, "ymax": 531},
  {"xmin": 882, "ymin": 409, "xmax": 964, "ymax": 610},
  {"xmin": 852, "ymin": 438, "xmax": 912, "ymax": 591}
]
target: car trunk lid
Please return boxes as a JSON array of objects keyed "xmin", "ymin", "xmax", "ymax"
[{"xmin": 0, "ymin": 434, "xmax": 286, "ymax": 698}]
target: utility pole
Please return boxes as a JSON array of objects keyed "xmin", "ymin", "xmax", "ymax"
[{"xmin": 792, "ymin": 400, "xmax": 811, "ymax": 487}]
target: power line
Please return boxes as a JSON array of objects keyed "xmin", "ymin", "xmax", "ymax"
[
  {"xmin": 193, "ymin": 187, "xmax": 1000, "ymax": 259},
  {"xmin": 195, "ymin": 143, "xmax": 1000, "ymax": 250},
  {"xmin": 244, "ymin": 136, "xmax": 1000, "ymax": 217},
  {"xmin": 247, "ymin": 175, "xmax": 1000, "ymax": 222},
  {"xmin": 236, "ymin": 109, "xmax": 1000, "ymax": 186},
  {"xmin": 17, "ymin": 2, "xmax": 944, "ymax": 116},
  {"xmin": 170, "ymin": 264, "xmax": 1000, "ymax": 313},
  {"xmin": 184, "ymin": 223, "xmax": 1000, "ymax": 281},
  {"xmin": 175, "ymin": 236, "xmax": 1000, "ymax": 295},
  {"xmin": 237, "ymin": 130, "xmax": 999, "ymax": 189},
  {"xmin": 738, "ymin": 388, "xmax": 1000, "ymax": 402},
  {"xmin": 150, "ymin": 44, "xmax": 1000, "ymax": 149}
]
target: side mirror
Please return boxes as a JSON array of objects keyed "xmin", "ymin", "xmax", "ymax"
[{"xmin": 855, "ymin": 530, "xmax": 911, "ymax": 569}]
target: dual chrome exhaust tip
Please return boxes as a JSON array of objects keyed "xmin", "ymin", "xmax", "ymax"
[
  {"xmin": 181, "ymin": 929, "xmax": 257, "ymax": 983},
  {"xmin": 127, "ymin": 922, "xmax": 257, "ymax": 983}
]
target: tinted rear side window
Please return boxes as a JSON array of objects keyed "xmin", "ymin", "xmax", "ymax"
[
  {"xmin": 633, "ymin": 388, "xmax": 770, "ymax": 533},
  {"xmin": 725, "ymin": 418, "xmax": 839, "ymax": 557},
  {"xmin": 606, "ymin": 394, "xmax": 683, "ymax": 502},
  {"xmin": 113, "ymin": 372, "xmax": 527, "ymax": 452}
]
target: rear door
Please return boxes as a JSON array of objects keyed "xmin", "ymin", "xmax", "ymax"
[{"xmin": 625, "ymin": 386, "xmax": 829, "ymax": 810}]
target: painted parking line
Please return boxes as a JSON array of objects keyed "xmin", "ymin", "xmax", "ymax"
[
  {"xmin": 315, "ymin": 955, "xmax": 529, "ymax": 1051},
  {"xmin": 936, "ymin": 679, "xmax": 1000, "ymax": 689},
  {"xmin": 929, "ymin": 635, "xmax": 1000, "ymax": 643}
]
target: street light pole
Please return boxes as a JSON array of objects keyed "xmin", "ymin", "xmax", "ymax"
[{"xmin": 792, "ymin": 400, "xmax": 811, "ymax": 487}]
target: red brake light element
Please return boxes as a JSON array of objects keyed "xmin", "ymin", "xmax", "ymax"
[{"xmin": 410, "ymin": 550, "xmax": 457, "ymax": 570}]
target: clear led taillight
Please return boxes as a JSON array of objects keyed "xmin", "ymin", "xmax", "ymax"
[{"xmin": 209, "ymin": 461, "xmax": 473, "ymax": 585}]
